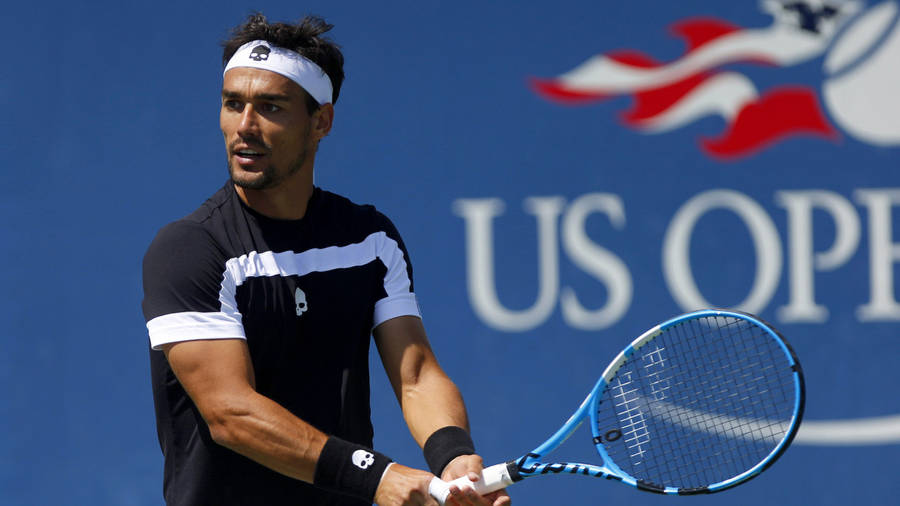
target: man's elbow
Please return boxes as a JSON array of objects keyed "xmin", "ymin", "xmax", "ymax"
[
  {"xmin": 201, "ymin": 399, "xmax": 253, "ymax": 449},
  {"xmin": 206, "ymin": 416, "xmax": 239, "ymax": 448}
]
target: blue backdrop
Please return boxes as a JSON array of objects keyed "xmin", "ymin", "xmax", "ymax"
[{"xmin": 2, "ymin": 1, "xmax": 898, "ymax": 504}]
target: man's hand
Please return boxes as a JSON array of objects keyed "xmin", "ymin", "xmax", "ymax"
[
  {"xmin": 374, "ymin": 464, "xmax": 438, "ymax": 506},
  {"xmin": 440, "ymin": 455, "xmax": 511, "ymax": 506}
]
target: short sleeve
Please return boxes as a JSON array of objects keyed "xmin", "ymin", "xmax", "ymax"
[
  {"xmin": 142, "ymin": 221, "xmax": 246, "ymax": 349},
  {"xmin": 372, "ymin": 212, "xmax": 421, "ymax": 328}
]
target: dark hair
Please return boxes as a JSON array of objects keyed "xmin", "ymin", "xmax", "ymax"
[{"xmin": 222, "ymin": 13, "xmax": 345, "ymax": 113}]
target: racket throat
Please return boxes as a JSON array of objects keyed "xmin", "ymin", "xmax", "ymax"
[
  {"xmin": 512, "ymin": 454, "xmax": 613, "ymax": 480},
  {"xmin": 511, "ymin": 453, "xmax": 541, "ymax": 477},
  {"xmin": 506, "ymin": 457, "xmax": 531, "ymax": 482}
]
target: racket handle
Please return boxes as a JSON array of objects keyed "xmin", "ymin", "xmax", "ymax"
[{"xmin": 428, "ymin": 463, "xmax": 514, "ymax": 505}]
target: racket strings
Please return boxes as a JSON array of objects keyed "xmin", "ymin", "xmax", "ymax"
[{"xmin": 596, "ymin": 315, "xmax": 797, "ymax": 490}]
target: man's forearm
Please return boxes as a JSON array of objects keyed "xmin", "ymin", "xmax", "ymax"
[
  {"xmin": 206, "ymin": 388, "xmax": 395, "ymax": 502},
  {"xmin": 373, "ymin": 316, "xmax": 472, "ymax": 447},
  {"xmin": 399, "ymin": 367, "xmax": 471, "ymax": 447},
  {"xmin": 204, "ymin": 388, "xmax": 327, "ymax": 482}
]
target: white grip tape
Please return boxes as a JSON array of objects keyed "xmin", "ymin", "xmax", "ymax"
[{"xmin": 428, "ymin": 463, "xmax": 513, "ymax": 505}]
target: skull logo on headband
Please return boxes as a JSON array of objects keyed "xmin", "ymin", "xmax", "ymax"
[{"xmin": 249, "ymin": 45, "xmax": 271, "ymax": 62}]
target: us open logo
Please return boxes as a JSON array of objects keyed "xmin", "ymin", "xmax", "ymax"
[{"xmin": 531, "ymin": 0, "xmax": 900, "ymax": 160}]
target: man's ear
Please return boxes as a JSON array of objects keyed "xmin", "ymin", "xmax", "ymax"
[{"xmin": 311, "ymin": 103, "xmax": 334, "ymax": 140}]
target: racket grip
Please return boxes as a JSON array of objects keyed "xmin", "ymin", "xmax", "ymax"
[{"xmin": 428, "ymin": 463, "xmax": 514, "ymax": 505}]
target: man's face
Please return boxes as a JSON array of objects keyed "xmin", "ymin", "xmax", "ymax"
[{"xmin": 220, "ymin": 67, "xmax": 323, "ymax": 190}]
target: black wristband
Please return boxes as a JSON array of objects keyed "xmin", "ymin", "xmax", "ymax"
[
  {"xmin": 423, "ymin": 426, "xmax": 476, "ymax": 476},
  {"xmin": 313, "ymin": 436, "xmax": 392, "ymax": 503}
]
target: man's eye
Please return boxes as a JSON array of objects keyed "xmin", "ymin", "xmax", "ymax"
[
  {"xmin": 224, "ymin": 100, "xmax": 243, "ymax": 111},
  {"xmin": 260, "ymin": 103, "xmax": 281, "ymax": 113}
]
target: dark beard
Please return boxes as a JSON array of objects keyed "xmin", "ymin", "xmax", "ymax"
[
  {"xmin": 229, "ymin": 162, "xmax": 277, "ymax": 190},
  {"xmin": 228, "ymin": 149, "xmax": 307, "ymax": 190}
]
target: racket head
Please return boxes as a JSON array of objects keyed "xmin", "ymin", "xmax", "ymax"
[{"xmin": 589, "ymin": 309, "xmax": 805, "ymax": 494}]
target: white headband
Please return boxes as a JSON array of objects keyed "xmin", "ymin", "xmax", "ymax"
[{"xmin": 224, "ymin": 40, "xmax": 333, "ymax": 105}]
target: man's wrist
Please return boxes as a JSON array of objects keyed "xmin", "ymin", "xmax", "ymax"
[
  {"xmin": 313, "ymin": 436, "xmax": 393, "ymax": 502},
  {"xmin": 423, "ymin": 426, "xmax": 476, "ymax": 476}
]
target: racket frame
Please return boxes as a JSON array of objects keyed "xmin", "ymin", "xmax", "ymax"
[{"xmin": 509, "ymin": 309, "xmax": 804, "ymax": 495}]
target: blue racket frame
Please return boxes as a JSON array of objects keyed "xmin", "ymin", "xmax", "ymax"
[{"xmin": 508, "ymin": 309, "xmax": 805, "ymax": 495}]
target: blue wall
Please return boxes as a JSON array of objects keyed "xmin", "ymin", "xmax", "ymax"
[{"xmin": 2, "ymin": 1, "xmax": 898, "ymax": 504}]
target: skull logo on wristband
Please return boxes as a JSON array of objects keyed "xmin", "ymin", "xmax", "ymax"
[{"xmin": 351, "ymin": 450, "xmax": 375, "ymax": 470}]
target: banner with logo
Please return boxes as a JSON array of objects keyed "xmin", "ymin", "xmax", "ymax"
[
  {"xmin": 363, "ymin": 1, "xmax": 900, "ymax": 504},
  {"xmin": 1, "ymin": 0, "xmax": 897, "ymax": 504}
]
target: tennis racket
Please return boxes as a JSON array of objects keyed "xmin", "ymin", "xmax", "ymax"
[{"xmin": 429, "ymin": 309, "xmax": 805, "ymax": 502}]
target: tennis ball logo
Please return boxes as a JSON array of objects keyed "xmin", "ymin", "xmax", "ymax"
[{"xmin": 823, "ymin": 0, "xmax": 900, "ymax": 145}]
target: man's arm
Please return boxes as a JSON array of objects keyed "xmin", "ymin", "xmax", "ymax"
[
  {"xmin": 163, "ymin": 337, "xmax": 437, "ymax": 505},
  {"xmin": 374, "ymin": 316, "xmax": 511, "ymax": 505},
  {"xmin": 162, "ymin": 338, "xmax": 327, "ymax": 481},
  {"xmin": 374, "ymin": 316, "xmax": 469, "ymax": 444}
]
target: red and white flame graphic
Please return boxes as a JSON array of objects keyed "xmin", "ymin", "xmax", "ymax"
[{"xmin": 532, "ymin": 0, "xmax": 900, "ymax": 160}]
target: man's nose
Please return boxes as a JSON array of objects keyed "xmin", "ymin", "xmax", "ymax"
[{"xmin": 237, "ymin": 106, "xmax": 260, "ymax": 137}]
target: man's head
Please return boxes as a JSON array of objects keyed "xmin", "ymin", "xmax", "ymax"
[
  {"xmin": 220, "ymin": 14, "xmax": 345, "ymax": 192},
  {"xmin": 222, "ymin": 14, "xmax": 345, "ymax": 113}
]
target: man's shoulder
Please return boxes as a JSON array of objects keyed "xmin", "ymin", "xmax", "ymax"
[
  {"xmin": 317, "ymin": 188, "xmax": 376, "ymax": 214},
  {"xmin": 182, "ymin": 183, "xmax": 235, "ymax": 227},
  {"xmin": 156, "ymin": 183, "xmax": 236, "ymax": 232},
  {"xmin": 316, "ymin": 188, "xmax": 395, "ymax": 232},
  {"xmin": 145, "ymin": 184, "xmax": 235, "ymax": 257}
]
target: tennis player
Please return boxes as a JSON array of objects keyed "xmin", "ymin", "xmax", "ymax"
[{"xmin": 142, "ymin": 13, "xmax": 510, "ymax": 506}]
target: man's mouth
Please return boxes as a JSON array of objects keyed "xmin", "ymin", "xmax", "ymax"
[
  {"xmin": 236, "ymin": 148, "xmax": 265, "ymax": 156},
  {"xmin": 232, "ymin": 148, "xmax": 267, "ymax": 165}
]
